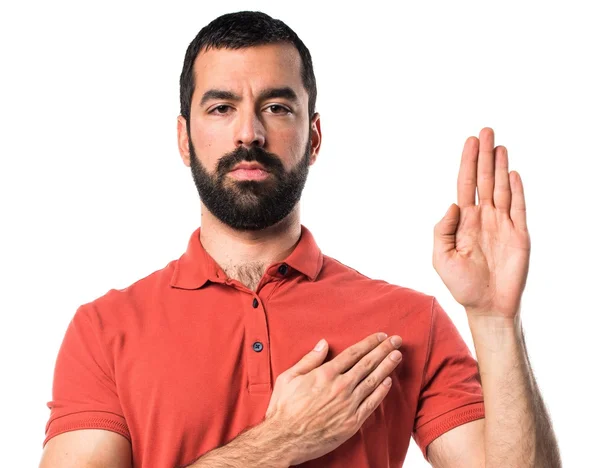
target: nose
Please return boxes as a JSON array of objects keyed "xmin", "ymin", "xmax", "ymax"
[{"xmin": 234, "ymin": 109, "xmax": 266, "ymax": 148}]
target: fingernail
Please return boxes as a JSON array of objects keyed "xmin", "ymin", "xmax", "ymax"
[
  {"xmin": 383, "ymin": 377, "xmax": 392, "ymax": 386},
  {"xmin": 391, "ymin": 336, "xmax": 402, "ymax": 347},
  {"xmin": 377, "ymin": 332, "xmax": 388, "ymax": 342},
  {"xmin": 389, "ymin": 350, "xmax": 402, "ymax": 361},
  {"xmin": 314, "ymin": 339, "xmax": 326, "ymax": 351}
]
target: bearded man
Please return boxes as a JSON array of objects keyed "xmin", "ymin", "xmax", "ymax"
[{"xmin": 40, "ymin": 11, "xmax": 561, "ymax": 468}]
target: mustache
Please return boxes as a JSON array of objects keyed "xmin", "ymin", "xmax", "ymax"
[{"xmin": 216, "ymin": 146, "xmax": 285, "ymax": 176}]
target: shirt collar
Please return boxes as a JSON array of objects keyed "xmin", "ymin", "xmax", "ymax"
[{"xmin": 170, "ymin": 225, "xmax": 324, "ymax": 290}]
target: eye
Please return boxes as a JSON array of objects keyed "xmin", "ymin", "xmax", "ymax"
[
  {"xmin": 210, "ymin": 105, "xmax": 232, "ymax": 115},
  {"xmin": 266, "ymin": 104, "xmax": 291, "ymax": 114}
]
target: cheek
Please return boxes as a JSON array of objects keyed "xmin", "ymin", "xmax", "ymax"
[
  {"xmin": 194, "ymin": 124, "xmax": 221, "ymax": 149},
  {"xmin": 272, "ymin": 128, "xmax": 307, "ymax": 165},
  {"xmin": 191, "ymin": 123, "xmax": 229, "ymax": 167}
]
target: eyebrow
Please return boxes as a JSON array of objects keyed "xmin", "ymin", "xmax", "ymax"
[{"xmin": 199, "ymin": 87, "xmax": 300, "ymax": 107}]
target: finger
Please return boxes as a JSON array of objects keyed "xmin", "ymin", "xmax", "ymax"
[
  {"xmin": 509, "ymin": 171, "xmax": 528, "ymax": 231},
  {"xmin": 342, "ymin": 335, "xmax": 402, "ymax": 388},
  {"xmin": 353, "ymin": 350, "xmax": 401, "ymax": 403},
  {"xmin": 493, "ymin": 146, "xmax": 511, "ymax": 214},
  {"xmin": 457, "ymin": 136, "xmax": 479, "ymax": 207},
  {"xmin": 284, "ymin": 339, "xmax": 329, "ymax": 380},
  {"xmin": 476, "ymin": 127, "xmax": 496, "ymax": 205},
  {"xmin": 433, "ymin": 204, "xmax": 460, "ymax": 258},
  {"xmin": 355, "ymin": 376, "xmax": 392, "ymax": 425},
  {"xmin": 325, "ymin": 332, "xmax": 389, "ymax": 375}
]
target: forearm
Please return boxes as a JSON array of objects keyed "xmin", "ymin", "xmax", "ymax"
[
  {"xmin": 183, "ymin": 419, "xmax": 292, "ymax": 468},
  {"xmin": 468, "ymin": 313, "xmax": 561, "ymax": 468}
]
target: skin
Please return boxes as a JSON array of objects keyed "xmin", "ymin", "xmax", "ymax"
[
  {"xmin": 429, "ymin": 128, "xmax": 560, "ymax": 467},
  {"xmin": 39, "ymin": 43, "xmax": 561, "ymax": 467},
  {"xmin": 433, "ymin": 129, "xmax": 530, "ymax": 320},
  {"xmin": 176, "ymin": 43, "xmax": 322, "ymax": 289}
]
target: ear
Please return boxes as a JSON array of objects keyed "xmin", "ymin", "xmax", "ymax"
[
  {"xmin": 308, "ymin": 112, "xmax": 322, "ymax": 166},
  {"xmin": 177, "ymin": 115, "xmax": 191, "ymax": 167}
]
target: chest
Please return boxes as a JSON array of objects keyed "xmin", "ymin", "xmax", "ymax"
[{"xmin": 112, "ymin": 286, "xmax": 420, "ymax": 466}]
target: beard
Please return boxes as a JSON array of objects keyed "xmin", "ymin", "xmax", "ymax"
[{"xmin": 189, "ymin": 134, "xmax": 311, "ymax": 231}]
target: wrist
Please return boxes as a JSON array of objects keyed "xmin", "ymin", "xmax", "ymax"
[
  {"xmin": 466, "ymin": 310, "xmax": 521, "ymax": 333},
  {"xmin": 192, "ymin": 417, "xmax": 294, "ymax": 468},
  {"xmin": 467, "ymin": 312, "xmax": 525, "ymax": 357},
  {"xmin": 254, "ymin": 417, "xmax": 295, "ymax": 467}
]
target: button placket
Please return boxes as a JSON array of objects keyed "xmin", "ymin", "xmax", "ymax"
[{"xmin": 245, "ymin": 295, "xmax": 271, "ymax": 394}]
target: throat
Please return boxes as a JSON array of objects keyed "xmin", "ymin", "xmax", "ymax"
[{"xmin": 223, "ymin": 262, "xmax": 266, "ymax": 292}]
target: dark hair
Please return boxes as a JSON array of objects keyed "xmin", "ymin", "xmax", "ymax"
[{"xmin": 179, "ymin": 11, "xmax": 317, "ymax": 124}]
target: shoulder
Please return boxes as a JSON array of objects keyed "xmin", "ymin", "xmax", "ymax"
[
  {"xmin": 320, "ymin": 254, "xmax": 435, "ymax": 314},
  {"xmin": 74, "ymin": 259, "xmax": 179, "ymax": 328}
]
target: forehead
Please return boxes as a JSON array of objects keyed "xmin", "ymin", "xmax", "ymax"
[{"xmin": 192, "ymin": 43, "xmax": 306, "ymax": 101}]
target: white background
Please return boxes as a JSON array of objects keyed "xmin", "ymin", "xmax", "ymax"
[{"xmin": 1, "ymin": 0, "xmax": 598, "ymax": 466}]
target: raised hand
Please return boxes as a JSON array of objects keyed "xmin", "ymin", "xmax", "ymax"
[
  {"xmin": 264, "ymin": 332, "xmax": 403, "ymax": 466},
  {"xmin": 432, "ymin": 127, "xmax": 531, "ymax": 319}
]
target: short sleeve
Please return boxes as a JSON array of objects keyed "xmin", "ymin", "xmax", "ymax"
[
  {"xmin": 43, "ymin": 305, "xmax": 130, "ymax": 447},
  {"xmin": 412, "ymin": 297, "xmax": 485, "ymax": 460}
]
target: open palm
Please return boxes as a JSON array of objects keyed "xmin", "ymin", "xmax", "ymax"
[{"xmin": 433, "ymin": 128, "xmax": 531, "ymax": 319}]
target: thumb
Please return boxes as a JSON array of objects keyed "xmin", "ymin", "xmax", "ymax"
[
  {"xmin": 433, "ymin": 204, "xmax": 460, "ymax": 255},
  {"xmin": 286, "ymin": 339, "xmax": 329, "ymax": 379}
]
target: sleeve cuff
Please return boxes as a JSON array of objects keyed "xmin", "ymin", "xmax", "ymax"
[
  {"xmin": 43, "ymin": 411, "xmax": 130, "ymax": 448},
  {"xmin": 413, "ymin": 401, "xmax": 485, "ymax": 461}
]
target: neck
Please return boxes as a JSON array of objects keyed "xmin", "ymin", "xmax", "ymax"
[{"xmin": 198, "ymin": 203, "xmax": 302, "ymax": 288}]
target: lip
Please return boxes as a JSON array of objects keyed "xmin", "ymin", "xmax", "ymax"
[
  {"xmin": 228, "ymin": 164, "xmax": 271, "ymax": 181},
  {"xmin": 230, "ymin": 163, "xmax": 269, "ymax": 172}
]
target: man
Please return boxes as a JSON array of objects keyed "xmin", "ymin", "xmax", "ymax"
[{"xmin": 39, "ymin": 10, "xmax": 561, "ymax": 468}]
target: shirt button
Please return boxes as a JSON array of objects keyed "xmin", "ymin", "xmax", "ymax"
[
  {"xmin": 252, "ymin": 298, "xmax": 259, "ymax": 308},
  {"xmin": 278, "ymin": 264, "xmax": 288, "ymax": 276},
  {"xmin": 252, "ymin": 341, "xmax": 264, "ymax": 352}
]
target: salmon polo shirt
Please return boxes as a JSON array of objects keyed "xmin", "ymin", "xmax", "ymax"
[{"xmin": 44, "ymin": 225, "xmax": 485, "ymax": 467}]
